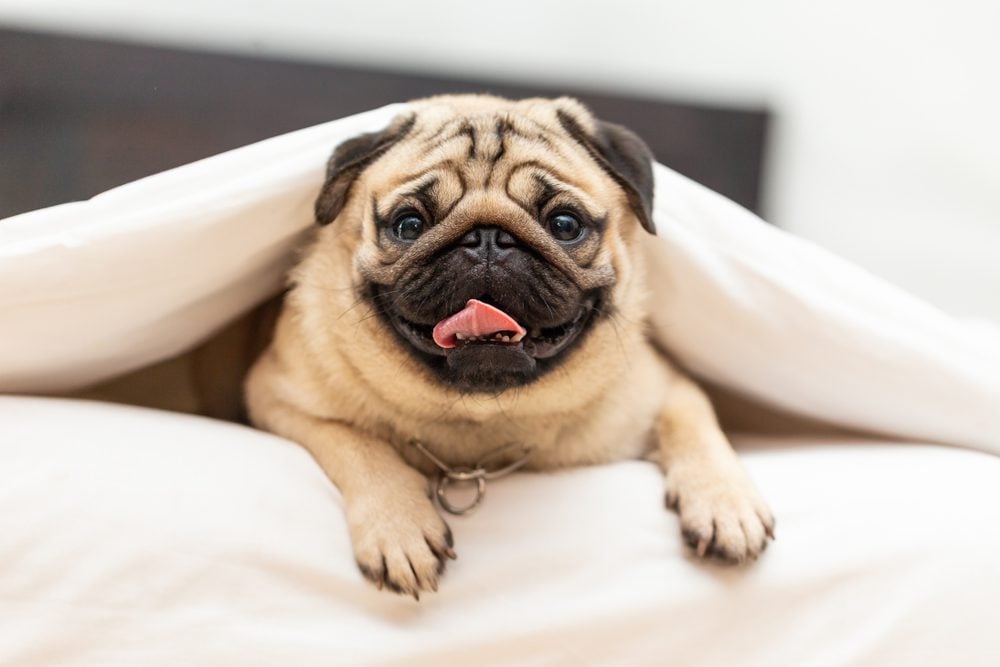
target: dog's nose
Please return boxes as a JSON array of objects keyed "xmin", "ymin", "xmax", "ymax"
[{"xmin": 458, "ymin": 226, "xmax": 521, "ymax": 260}]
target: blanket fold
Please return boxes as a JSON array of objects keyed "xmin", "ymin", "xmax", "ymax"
[{"xmin": 2, "ymin": 104, "xmax": 997, "ymax": 455}]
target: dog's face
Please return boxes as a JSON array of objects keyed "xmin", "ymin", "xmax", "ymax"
[{"xmin": 309, "ymin": 95, "xmax": 655, "ymax": 395}]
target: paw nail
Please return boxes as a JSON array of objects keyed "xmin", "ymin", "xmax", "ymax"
[{"xmin": 444, "ymin": 547, "xmax": 458, "ymax": 560}]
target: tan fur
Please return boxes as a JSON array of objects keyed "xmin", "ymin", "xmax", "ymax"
[{"xmin": 245, "ymin": 95, "xmax": 774, "ymax": 597}]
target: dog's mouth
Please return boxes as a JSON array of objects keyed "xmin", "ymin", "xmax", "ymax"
[
  {"xmin": 383, "ymin": 297, "xmax": 597, "ymax": 363},
  {"xmin": 387, "ymin": 297, "xmax": 597, "ymax": 361},
  {"xmin": 369, "ymin": 278, "xmax": 604, "ymax": 391}
]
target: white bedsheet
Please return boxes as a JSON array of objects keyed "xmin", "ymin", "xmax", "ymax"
[{"xmin": 1, "ymin": 396, "xmax": 998, "ymax": 667}]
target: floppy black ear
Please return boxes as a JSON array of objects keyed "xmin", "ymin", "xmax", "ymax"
[
  {"xmin": 315, "ymin": 113, "xmax": 416, "ymax": 225},
  {"xmin": 557, "ymin": 110, "xmax": 656, "ymax": 235}
]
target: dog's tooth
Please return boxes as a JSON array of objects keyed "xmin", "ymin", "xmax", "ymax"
[
  {"xmin": 456, "ymin": 333, "xmax": 466, "ymax": 341},
  {"xmin": 511, "ymin": 332, "xmax": 525, "ymax": 343},
  {"xmin": 501, "ymin": 335, "xmax": 510, "ymax": 342}
]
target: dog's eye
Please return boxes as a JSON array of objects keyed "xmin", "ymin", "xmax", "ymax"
[
  {"xmin": 393, "ymin": 214, "xmax": 425, "ymax": 241},
  {"xmin": 547, "ymin": 212, "xmax": 583, "ymax": 242}
]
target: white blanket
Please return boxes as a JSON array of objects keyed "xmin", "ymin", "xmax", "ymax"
[
  {"xmin": 2, "ymin": 103, "xmax": 998, "ymax": 453},
  {"xmin": 2, "ymin": 104, "xmax": 1000, "ymax": 666}
]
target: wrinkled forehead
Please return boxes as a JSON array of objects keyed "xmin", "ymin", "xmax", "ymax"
[{"xmin": 361, "ymin": 104, "xmax": 617, "ymax": 224}]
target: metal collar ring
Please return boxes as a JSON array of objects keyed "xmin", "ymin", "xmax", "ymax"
[{"xmin": 435, "ymin": 472, "xmax": 487, "ymax": 516}]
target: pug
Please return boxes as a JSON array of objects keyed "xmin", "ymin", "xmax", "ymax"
[{"xmin": 245, "ymin": 94, "xmax": 775, "ymax": 598}]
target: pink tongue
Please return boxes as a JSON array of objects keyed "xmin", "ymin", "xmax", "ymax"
[{"xmin": 432, "ymin": 299, "xmax": 526, "ymax": 349}]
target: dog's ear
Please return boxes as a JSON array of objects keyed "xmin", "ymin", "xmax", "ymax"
[
  {"xmin": 315, "ymin": 113, "xmax": 416, "ymax": 225},
  {"xmin": 557, "ymin": 110, "xmax": 656, "ymax": 235}
]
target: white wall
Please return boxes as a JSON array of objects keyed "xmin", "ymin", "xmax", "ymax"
[{"xmin": 2, "ymin": 0, "xmax": 998, "ymax": 320}]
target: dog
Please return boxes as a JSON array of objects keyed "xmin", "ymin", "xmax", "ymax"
[{"xmin": 244, "ymin": 94, "xmax": 775, "ymax": 598}]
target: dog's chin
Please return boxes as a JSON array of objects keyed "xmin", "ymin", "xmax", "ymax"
[{"xmin": 373, "ymin": 290, "xmax": 600, "ymax": 393}]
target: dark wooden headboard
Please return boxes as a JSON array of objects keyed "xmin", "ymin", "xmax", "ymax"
[{"xmin": 0, "ymin": 28, "xmax": 769, "ymax": 220}]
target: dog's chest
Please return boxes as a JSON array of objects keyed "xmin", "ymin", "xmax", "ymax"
[{"xmin": 389, "ymin": 405, "xmax": 653, "ymax": 475}]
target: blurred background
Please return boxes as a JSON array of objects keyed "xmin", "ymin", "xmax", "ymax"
[{"xmin": 1, "ymin": 0, "xmax": 997, "ymax": 322}]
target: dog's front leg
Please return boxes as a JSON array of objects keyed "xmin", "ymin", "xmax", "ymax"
[
  {"xmin": 249, "ymin": 399, "xmax": 454, "ymax": 598},
  {"xmin": 657, "ymin": 374, "xmax": 776, "ymax": 562}
]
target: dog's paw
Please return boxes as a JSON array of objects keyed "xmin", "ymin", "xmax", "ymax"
[
  {"xmin": 665, "ymin": 462, "xmax": 775, "ymax": 563},
  {"xmin": 348, "ymin": 493, "xmax": 456, "ymax": 599}
]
